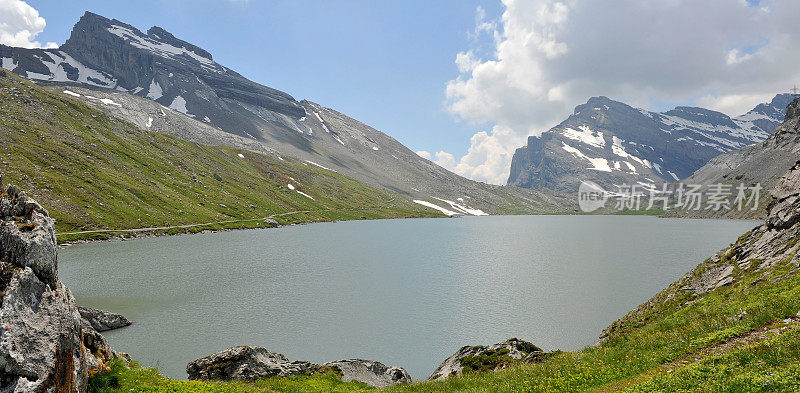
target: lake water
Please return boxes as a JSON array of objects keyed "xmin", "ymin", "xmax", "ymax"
[{"xmin": 59, "ymin": 215, "xmax": 756, "ymax": 381}]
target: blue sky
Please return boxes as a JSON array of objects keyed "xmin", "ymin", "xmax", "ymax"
[{"xmin": 28, "ymin": 0, "xmax": 500, "ymax": 157}]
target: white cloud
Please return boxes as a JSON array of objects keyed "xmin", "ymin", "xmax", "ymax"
[
  {"xmin": 0, "ymin": 0, "xmax": 57, "ymax": 49},
  {"xmin": 416, "ymin": 150, "xmax": 432, "ymax": 160},
  {"xmin": 726, "ymin": 48, "xmax": 753, "ymax": 65},
  {"xmin": 441, "ymin": 0, "xmax": 800, "ymax": 185},
  {"xmin": 432, "ymin": 150, "xmax": 457, "ymax": 171},
  {"xmin": 696, "ymin": 92, "xmax": 775, "ymax": 117}
]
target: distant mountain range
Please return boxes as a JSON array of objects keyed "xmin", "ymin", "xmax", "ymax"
[
  {"xmin": 507, "ymin": 94, "xmax": 793, "ymax": 193},
  {"xmin": 0, "ymin": 11, "xmax": 570, "ymax": 216}
]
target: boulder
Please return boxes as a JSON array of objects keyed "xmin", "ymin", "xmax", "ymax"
[
  {"xmin": 187, "ymin": 347, "xmax": 411, "ymax": 388},
  {"xmin": 0, "ymin": 185, "xmax": 58, "ymax": 286},
  {"xmin": 186, "ymin": 346, "xmax": 315, "ymax": 381},
  {"xmin": 321, "ymin": 359, "xmax": 411, "ymax": 388},
  {"xmin": 78, "ymin": 307, "xmax": 132, "ymax": 332},
  {"xmin": 429, "ymin": 338, "xmax": 543, "ymax": 381},
  {"xmin": 0, "ymin": 185, "xmax": 119, "ymax": 392}
]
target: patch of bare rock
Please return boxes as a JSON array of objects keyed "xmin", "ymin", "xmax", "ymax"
[{"xmin": 187, "ymin": 346, "xmax": 411, "ymax": 388}]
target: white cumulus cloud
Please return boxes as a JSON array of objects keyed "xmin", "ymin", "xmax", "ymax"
[
  {"xmin": 0, "ymin": 0, "xmax": 56, "ymax": 49},
  {"xmin": 438, "ymin": 0, "xmax": 800, "ymax": 185}
]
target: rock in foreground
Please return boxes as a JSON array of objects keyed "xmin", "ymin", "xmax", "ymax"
[
  {"xmin": 429, "ymin": 338, "xmax": 544, "ymax": 381},
  {"xmin": 0, "ymin": 185, "xmax": 123, "ymax": 392},
  {"xmin": 187, "ymin": 346, "xmax": 315, "ymax": 381},
  {"xmin": 78, "ymin": 307, "xmax": 132, "ymax": 332},
  {"xmin": 187, "ymin": 346, "xmax": 411, "ymax": 388},
  {"xmin": 321, "ymin": 359, "xmax": 411, "ymax": 388}
]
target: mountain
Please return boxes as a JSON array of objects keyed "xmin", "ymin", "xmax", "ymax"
[
  {"xmin": 507, "ymin": 94, "xmax": 792, "ymax": 193},
  {"xmin": 675, "ymin": 96, "xmax": 800, "ymax": 219},
  {"xmin": 0, "ymin": 11, "xmax": 569, "ymax": 216},
  {"xmin": 0, "ymin": 69, "xmax": 445, "ymax": 241}
]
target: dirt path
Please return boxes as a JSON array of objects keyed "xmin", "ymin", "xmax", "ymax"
[{"xmin": 56, "ymin": 210, "xmax": 312, "ymax": 236}]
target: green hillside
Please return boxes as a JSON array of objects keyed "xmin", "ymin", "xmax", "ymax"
[{"xmin": 0, "ymin": 70, "xmax": 441, "ymax": 242}]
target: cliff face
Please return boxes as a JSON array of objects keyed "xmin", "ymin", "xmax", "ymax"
[{"xmin": 0, "ymin": 185, "xmax": 118, "ymax": 392}]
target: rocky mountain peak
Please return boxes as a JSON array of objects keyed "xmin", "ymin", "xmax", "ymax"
[
  {"xmin": 784, "ymin": 97, "xmax": 800, "ymax": 122},
  {"xmin": 508, "ymin": 94, "xmax": 791, "ymax": 192},
  {"xmin": 146, "ymin": 26, "xmax": 214, "ymax": 61},
  {"xmin": 573, "ymin": 96, "xmax": 625, "ymax": 115},
  {"xmin": 749, "ymin": 93, "xmax": 796, "ymax": 120}
]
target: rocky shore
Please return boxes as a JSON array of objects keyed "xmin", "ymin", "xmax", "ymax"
[{"xmin": 186, "ymin": 337, "xmax": 550, "ymax": 388}]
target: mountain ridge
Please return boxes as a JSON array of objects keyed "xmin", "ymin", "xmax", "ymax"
[
  {"xmin": 507, "ymin": 94, "xmax": 792, "ymax": 193},
  {"xmin": 0, "ymin": 11, "xmax": 571, "ymax": 215}
]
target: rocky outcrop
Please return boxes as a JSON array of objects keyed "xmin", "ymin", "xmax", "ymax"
[
  {"xmin": 187, "ymin": 346, "xmax": 411, "ymax": 388},
  {"xmin": 0, "ymin": 185, "xmax": 122, "ymax": 392},
  {"xmin": 320, "ymin": 359, "xmax": 411, "ymax": 388},
  {"xmin": 78, "ymin": 307, "xmax": 131, "ymax": 332},
  {"xmin": 0, "ymin": 185, "xmax": 59, "ymax": 287},
  {"xmin": 186, "ymin": 346, "xmax": 315, "ymax": 381},
  {"xmin": 428, "ymin": 338, "xmax": 544, "ymax": 381}
]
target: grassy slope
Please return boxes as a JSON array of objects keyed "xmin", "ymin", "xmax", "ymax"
[
  {"xmin": 93, "ymin": 220, "xmax": 800, "ymax": 392},
  {"xmin": 0, "ymin": 71, "xmax": 441, "ymax": 242}
]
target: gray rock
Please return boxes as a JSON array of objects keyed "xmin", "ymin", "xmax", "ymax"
[
  {"xmin": 78, "ymin": 306, "xmax": 132, "ymax": 332},
  {"xmin": 0, "ymin": 268, "xmax": 86, "ymax": 392},
  {"xmin": 0, "ymin": 186, "xmax": 119, "ymax": 392},
  {"xmin": 682, "ymin": 264, "xmax": 736, "ymax": 294},
  {"xmin": 0, "ymin": 186, "xmax": 58, "ymax": 286},
  {"xmin": 187, "ymin": 347, "xmax": 411, "ymax": 388},
  {"xmin": 428, "ymin": 338, "xmax": 543, "ymax": 381},
  {"xmin": 321, "ymin": 359, "xmax": 411, "ymax": 388},
  {"xmin": 186, "ymin": 346, "xmax": 316, "ymax": 381}
]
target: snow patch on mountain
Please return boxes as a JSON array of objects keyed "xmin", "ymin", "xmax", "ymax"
[
  {"xmin": 169, "ymin": 96, "xmax": 193, "ymax": 117},
  {"xmin": 146, "ymin": 79, "xmax": 163, "ymax": 100},
  {"xmin": 16, "ymin": 51, "xmax": 116, "ymax": 87},
  {"xmin": 1, "ymin": 57, "xmax": 17, "ymax": 71},
  {"xmin": 431, "ymin": 197, "xmax": 488, "ymax": 216},
  {"xmin": 562, "ymin": 126, "xmax": 606, "ymax": 148},
  {"xmin": 413, "ymin": 200, "xmax": 458, "ymax": 216},
  {"xmin": 107, "ymin": 25, "xmax": 217, "ymax": 70}
]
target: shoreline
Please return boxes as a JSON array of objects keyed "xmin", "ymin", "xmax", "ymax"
[
  {"xmin": 56, "ymin": 211, "xmax": 759, "ymax": 248},
  {"xmin": 56, "ymin": 211, "xmax": 454, "ymax": 247}
]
